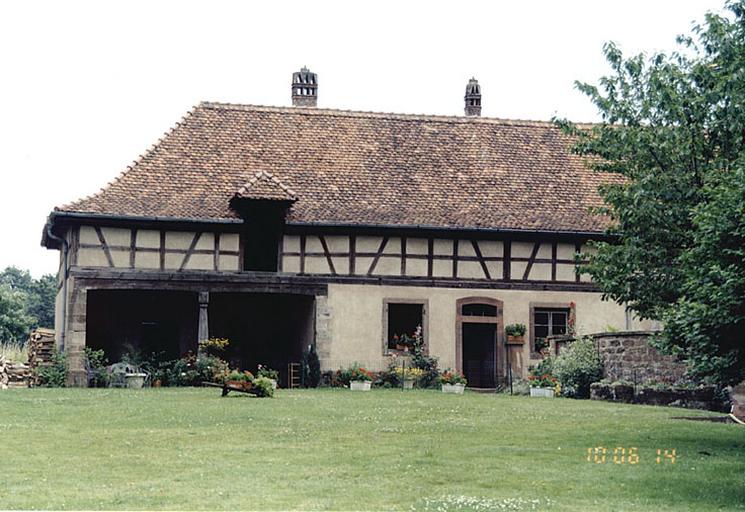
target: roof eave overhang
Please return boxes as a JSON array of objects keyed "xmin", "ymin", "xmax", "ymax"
[
  {"xmin": 41, "ymin": 211, "xmax": 612, "ymax": 249},
  {"xmin": 41, "ymin": 211, "xmax": 244, "ymax": 249},
  {"xmin": 286, "ymin": 220, "xmax": 610, "ymax": 241}
]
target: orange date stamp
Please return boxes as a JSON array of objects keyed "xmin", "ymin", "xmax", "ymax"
[{"xmin": 586, "ymin": 447, "xmax": 677, "ymax": 464}]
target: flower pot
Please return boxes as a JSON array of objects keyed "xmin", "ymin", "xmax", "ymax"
[
  {"xmin": 267, "ymin": 379, "xmax": 278, "ymax": 390},
  {"xmin": 350, "ymin": 380, "xmax": 371, "ymax": 391},
  {"xmin": 124, "ymin": 373, "xmax": 147, "ymax": 389},
  {"xmin": 530, "ymin": 387, "xmax": 555, "ymax": 398},
  {"xmin": 403, "ymin": 379, "xmax": 415, "ymax": 390},
  {"xmin": 507, "ymin": 335, "xmax": 525, "ymax": 345},
  {"xmin": 441, "ymin": 383, "xmax": 465, "ymax": 394}
]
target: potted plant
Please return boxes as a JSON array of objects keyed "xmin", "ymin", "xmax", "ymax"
[
  {"xmin": 391, "ymin": 333, "xmax": 414, "ymax": 352},
  {"xmin": 224, "ymin": 370, "xmax": 254, "ymax": 391},
  {"xmin": 528, "ymin": 373, "xmax": 558, "ymax": 397},
  {"xmin": 505, "ymin": 324, "xmax": 527, "ymax": 345},
  {"xmin": 440, "ymin": 369, "xmax": 467, "ymax": 394},
  {"xmin": 395, "ymin": 367, "xmax": 424, "ymax": 389},
  {"xmin": 534, "ymin": 337, "xmax": 550, "ymax": 357},
  {"xmin": 347, "ymin": 365, "xmax": 374, "ymax": 391},
  {"xmin": 257, "ymin": 364, "xmax": 279, "ymax": 390},
  {"xmin": 108, "ymin": 362, "xmax": 148, "ymax": 389}
]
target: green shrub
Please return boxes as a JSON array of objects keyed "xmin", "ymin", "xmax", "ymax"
[
  {"xmin": 553, "ymin": 337, "xmax": 604, "ymax": 398},
  {"xmin": 303, "ymin": 345, "xmax": 321, "ymax": 388},
  {"xmin": 85, "ymin": 347, "xmax": 109, "ymax": 388},
  {"xmin": 409, "ymin": 326, "xmax": 440, "ymax": 388},
  {"xmin": 36, "ymin": 349, "xmax": 67, "ymax": 387},
  {"xmin": 256, "ymin": 365, "xmax": 279, "ymax": 381},
  {"xmin": 198, "ymin": 337, "xmax": 230, "ymax": 357},
  {"xmin": 529, "ymin": 355, "xmax": 555, "ymax": 378},
  {"xmin": 252, "ymin": 376, "xmax": 275, "ymax": 397},
  {"xmin": 153, "ymin": 353, "xmax": 231, "ymax": 387},
  {"xmin": 224, "ymin": 370, "xmax": 254, "ymax": 383}
]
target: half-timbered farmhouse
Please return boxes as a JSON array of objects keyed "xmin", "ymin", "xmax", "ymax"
[{"xmin": 42, "ymin": 69, "xmax": 650, "ymax": 387}]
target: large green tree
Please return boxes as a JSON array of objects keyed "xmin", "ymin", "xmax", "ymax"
[
  {"xmin": 0, "ymin": 267, "xmax": 57, "ymax": 338},
  {"xmin": 561, "ymin": 1, "xmax": 745, "ymax": 385},
  {"xmin": 0, "ymin": 284, "xmax": 32, "ymax": 343}
]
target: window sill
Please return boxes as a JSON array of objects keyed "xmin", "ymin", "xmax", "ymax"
[{"xmin": 384, "ymin": 349, "xmax": 413, "ymax": 357}]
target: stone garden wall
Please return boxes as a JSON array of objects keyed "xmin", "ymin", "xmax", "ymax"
[{"xmin": 593, "ymin": 331, "xmax": 687, "ymax": 384}]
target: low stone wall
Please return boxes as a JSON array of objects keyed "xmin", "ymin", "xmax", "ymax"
[
  {"xmin": 593, "ymin": 331, "xmax": 687, "ymax": 384},
  {"xmin": 590, "ymin": 382, "xmax": 725, "ymax": 411}
]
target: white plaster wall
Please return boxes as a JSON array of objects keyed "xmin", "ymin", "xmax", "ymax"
[{"xmin": 324, "ymin": 283, "xmax": 632, "ymax": 375}]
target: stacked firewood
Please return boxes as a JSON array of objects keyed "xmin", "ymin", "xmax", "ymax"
[
  {"xmin": 0, "ymin": 355, "xmax": 31, "ymax": 389},
  {"xmin": 28, "ymin": 328, "xmax": 55, "ymax": 371}
]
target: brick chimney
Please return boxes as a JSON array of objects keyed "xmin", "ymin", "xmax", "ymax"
[
  {"xmin": 464, "ymin": 77, "xmax": 481, "ymax": 117},
  {"xmin": 292, "ymin": 67, "xmax": 318, "ymax": 107}
]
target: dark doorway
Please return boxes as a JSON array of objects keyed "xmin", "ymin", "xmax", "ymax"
[
  {"xmin": 86, "ymin": 290, "xmax": 198, "ymax": 362},
  {"xmin": 209, "ymin": 293, "xmax": 314, "ymax": 387},
  {"xmin": 462, "ymin": 323, "xmax": 496, "ymax": 388}
]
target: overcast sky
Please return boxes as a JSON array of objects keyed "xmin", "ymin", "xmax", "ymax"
[{"xmin": 0, "ymin": 0, "xmax": 725, "ymax": 277}]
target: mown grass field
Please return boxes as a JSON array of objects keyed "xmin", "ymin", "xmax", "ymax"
[{"xmin": 0, "ymin": 388, "xmax": 743, "ymax": 511}]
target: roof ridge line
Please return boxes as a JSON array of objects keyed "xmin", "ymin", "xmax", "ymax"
[{"xmin": 198, "ymin": 101, "xmax": 578, "ymax": 129}]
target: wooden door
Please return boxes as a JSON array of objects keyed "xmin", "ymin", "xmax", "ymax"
[{"xmin": 462, "ymin": 322, "xmax": 497, "ymax": 388}]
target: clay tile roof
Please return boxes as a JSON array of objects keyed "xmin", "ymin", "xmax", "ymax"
[
  {"xmin": 235, "ymin": 170, "xmax": 298, "ymax": 201},
  {"xmin": 55, "ymin": 102, "xmax": 618, "ymax": 234}
]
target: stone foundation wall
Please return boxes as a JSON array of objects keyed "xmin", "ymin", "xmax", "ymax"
[{"xmin": 594, "ymin": 331, "xmax": 687, "ymax": 384}]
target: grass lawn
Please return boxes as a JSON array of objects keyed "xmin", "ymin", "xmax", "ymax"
[{"xmin": 1, "ymin": 388, "xmax": 743, "ymax": 511}]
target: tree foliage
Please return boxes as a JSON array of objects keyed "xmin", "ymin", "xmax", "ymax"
[
  {"xmin": 0, "ymin": 284, "xmax": 32, "ymax": 342},
  {"xmin": 560, "ymin": 1, "xmax": 745, "ymax": 385},
  {"xmin": 0, "ymin": 267, "xmax": 57, "ymax": 341}
]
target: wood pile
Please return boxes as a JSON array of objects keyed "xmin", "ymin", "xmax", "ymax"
[
  {"xmin": 0, "ymin": 355, "xmax": 31, "ymax": 389},
  {"xmin": 28, "ymin": 328, "xmax": 56, "ymax": 373}
]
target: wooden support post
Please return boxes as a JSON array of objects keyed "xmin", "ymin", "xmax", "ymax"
[{"xmin": 197, "ymin": 291, "xmax": 209, "ymax": 353}]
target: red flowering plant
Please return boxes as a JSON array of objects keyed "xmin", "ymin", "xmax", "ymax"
[
  {"xmin": 528, "ymin": 373, "xmax": 558, "ymax": 389},
  {"xmin": 529, "ymin": 357, "xmax": 558, "ymax": 389},
  {"xmin": 439, "ymin": 369, "xmax": 467, "ymax": 386},
  {"xmin": 341, "ymin": 364, "xmax": 374, "ymax": 382}
]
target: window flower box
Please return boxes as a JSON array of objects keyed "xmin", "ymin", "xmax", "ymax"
[
  {"xmin": 505, "ymin": 324, "xmax": 527, "ymax": 345},
  {"xmin": 350, "ymin": 380, "xmax": 372, "ymax": 391}
]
